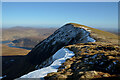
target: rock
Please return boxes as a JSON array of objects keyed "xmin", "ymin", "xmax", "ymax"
[
  {"xmin": 65, "ymin": 65, "xmax": 71, "ymax": 69},
  {"xmin": 103, "ymin": 74, "xmax": 109, "ymax": 77},
  {"xmin": 107, "ymin": 56, "xmax": 115, "ymax": 59},
  {"xmin": 57, "ymin": 74, "xmax": 67, "ymax": 79}
]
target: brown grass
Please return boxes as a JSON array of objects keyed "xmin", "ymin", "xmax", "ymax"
[
  {"xmin": 68, "ymin": 23, "xmax": 119, "ymax": 44},
  {"xmin": 2, "ymin": 27, "xmax": 57, "ymax": 41},
  {"xmin": 2, "ymin": 44, "xmax": 30, "ymax": 56}
]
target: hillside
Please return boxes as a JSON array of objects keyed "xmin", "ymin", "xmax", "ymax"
[
  {"xmin": 2, "ymin": 27, "xmax": 57, "ymax": 41},
  {"xmin": 2, "ymin": 44, "xmax": 30, "ymax": 56},
  {"xmin": 2, "ymin": 23, "xmax": 119, "ymax": 80},
  {"xmin": 69, "ymin": 23, "xmax": 119, "ymax": 44},
  {"xmin": 12, "ymin": 36, "xmax": 45, "ymax": 48},
  {"xmin": 45, "ymin": 42, "xmax": 120, "ymax": 80}
]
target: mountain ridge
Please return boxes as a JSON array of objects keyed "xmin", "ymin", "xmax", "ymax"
[
  {"xmin": 69, "ymin": 23, "xmax": 118, "ymax": 44},
  {"xmin": 26, "ymin": 23, "xmax": 95, "ymax": 65},
  {"xmin": 2, "ymin": 23, "xmax": 119, "ymax": 80}
]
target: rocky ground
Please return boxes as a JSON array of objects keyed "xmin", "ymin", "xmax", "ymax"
[{"xmin": 45, "ymin": 42, "xmax": 120, "ymax": 80}]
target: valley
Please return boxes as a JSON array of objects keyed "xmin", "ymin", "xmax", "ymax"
[
  {"xmin": 2, "ymin": 27, "xmax": 57, "ymax": 55},
  {"xmin": 2, "ymin": 27, "xmax": 57, "ymax": 41}
]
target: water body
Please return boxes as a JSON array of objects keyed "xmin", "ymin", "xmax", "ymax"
[
  {"xmin": 1, "ymin": 40, "xmax": 32, "ymax": 50},
  {"xmin": 0, "ymin": 41, "xmax": 11, "ymax": 44},
  {"xmin": 7, "ymin": 43, "xmax": 32, "ymax": 50}
]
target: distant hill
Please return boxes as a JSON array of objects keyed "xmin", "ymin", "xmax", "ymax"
[
  {"xmin": 12, "ymin": 36, "xmax": 45, "ymax": 48},
  {"xmin": 98, "ymin": 28, "xmax": 119, "ymax": 36},
  {"xmin": 2, "ymin": 27, "xmax": 57, "ymax": 41}
]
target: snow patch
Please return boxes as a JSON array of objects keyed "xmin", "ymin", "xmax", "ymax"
[
  {"xmin": 87, "ymin": 30, "xmax": 91, "ymax": 32},
  {"xmin": 0, "ymin": 77, "xmax": 2, "ymax": 79},
  {"xmin": 87, "ymin": 36, "xmax": 96, "ymax": 42},
  {"xmin": 81, "ymin": 27, "xmax": 88, "ymax": 30},
  {"xmin": 53, "ymin": 48, "xmax": 66, "ymax": 60},
  {"xmin": 19, "ymin": 48, "xmax": 74, "ymax": 79},
  {"xmin": 0, "ymin": 75, "xmax": 7, "ymax": 79}
]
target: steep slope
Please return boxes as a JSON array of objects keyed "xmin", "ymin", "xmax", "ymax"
[
  {"xmin": 26, "ymin": 23, "xmax": 95, "ymax": 65},
  {"xmin": 20, "ymin": 48, "xmax": 75, "ymax": 78},
  {"xmin": 2, "ymin": 23, "xmax": 118, "ymax": 79},
  {"xmin": 69, "ymin": 23, "xmax": 118, "ymax": 44}
]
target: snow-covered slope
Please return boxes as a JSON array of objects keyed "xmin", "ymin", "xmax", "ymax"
[{"xmin": 19, "ymin": 48, "xmax": 74, "ymax": 79}]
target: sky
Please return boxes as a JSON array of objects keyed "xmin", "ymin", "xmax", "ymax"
[
  {"xmin": 2, "ymin": 2, "xmax": 118, "ymax": 29},
  {"xmin": 2, "ymin": 0, "xmax": 120, "ymax": 2}
]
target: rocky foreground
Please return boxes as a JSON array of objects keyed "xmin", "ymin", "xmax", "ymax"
[{"xmin": 45, "ymin": 42, "xmax": 120, "ymax": 80}]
